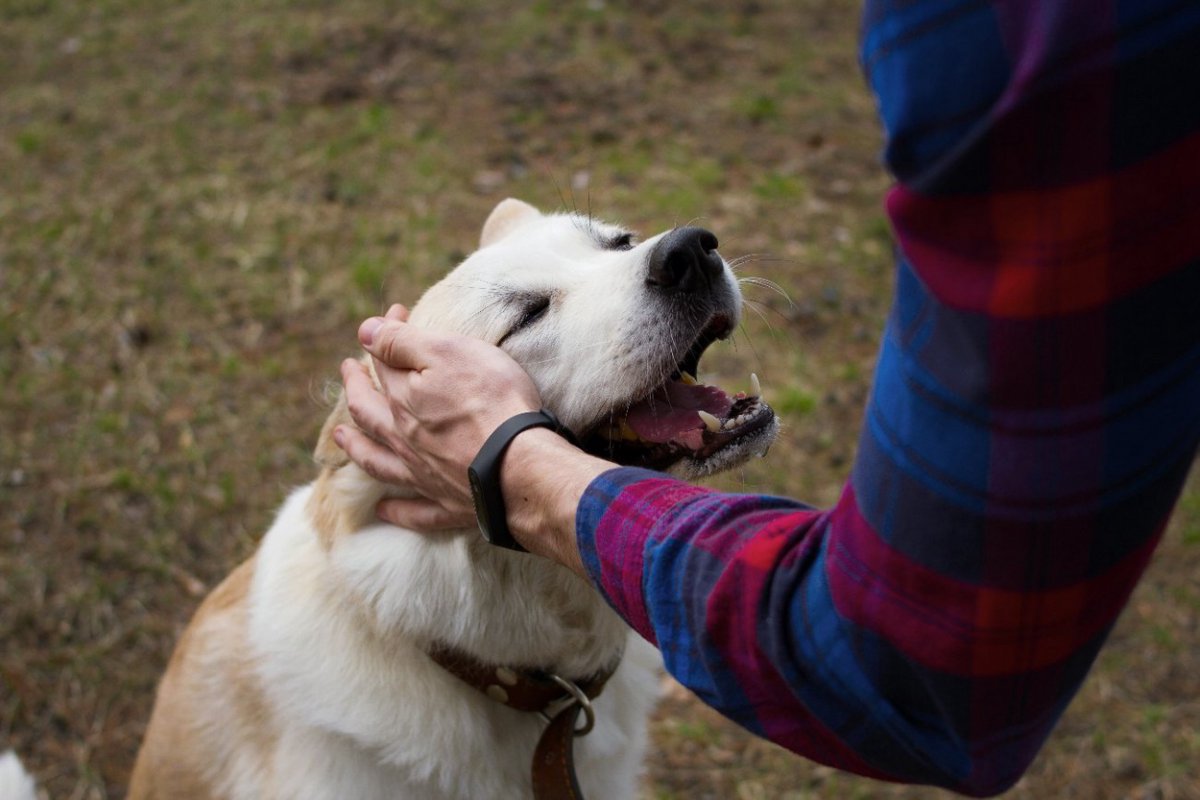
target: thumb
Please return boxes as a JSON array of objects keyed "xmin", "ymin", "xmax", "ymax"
[{"xmin": 359, "ymin": 316, "xmax": 441, "ymax": 371}]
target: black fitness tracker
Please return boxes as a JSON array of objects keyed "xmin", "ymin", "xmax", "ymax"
[{"xmin": 468, "ymin": 409, "xmax": 577, "ymax": 551}]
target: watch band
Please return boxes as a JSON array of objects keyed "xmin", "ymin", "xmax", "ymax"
[{"xmin": 468, "ymin": 409, "xmax": 577, "ymax": 551}]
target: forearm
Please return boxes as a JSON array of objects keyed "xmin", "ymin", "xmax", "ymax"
[{"xmin": 578, "ymin": 447, "xmax": 1193, "ymax": 795}]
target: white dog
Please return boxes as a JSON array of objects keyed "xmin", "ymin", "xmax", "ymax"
[
  {"xmin": 0, "ymin": 751, "xmax": 37, "ymax": 800},
  {"xmin": 129, "ymin": 198, "xmax": 778, "ymax": 800}
]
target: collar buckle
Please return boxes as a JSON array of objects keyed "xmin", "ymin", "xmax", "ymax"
[{"xmin": 539, "ymin": 673, "xmax": 596, "ymax": 736}]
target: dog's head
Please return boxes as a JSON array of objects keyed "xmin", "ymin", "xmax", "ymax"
[{"xmin": 409, "ymin": 198, "xmax": 778, "ymax": 479}]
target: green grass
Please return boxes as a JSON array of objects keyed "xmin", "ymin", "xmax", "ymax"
[
  {"xmin": 1, "ymin": 1, "xmax": 1197, "ymax": 799},
  {"xmin": 775, "ymin": 386, "xmax": 819, "ymax": 418}
]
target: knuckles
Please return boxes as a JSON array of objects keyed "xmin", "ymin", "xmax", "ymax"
[{"xmin": 344, "ymin": 394, "xmax": 374, "ymax": 430}]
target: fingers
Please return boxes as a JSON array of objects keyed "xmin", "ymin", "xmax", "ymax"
[
  {"xmin": 359, "ymin": 315, "xmax": 448, "ymax": 372},
  {"xmin": 333, "ymin": 424, "xmax": 418, "ymax": 487},
  {"xmin": 376, "ymin": 497, "xmax": 475, "ymax": 531},
  {"xmin": 384, "ymin": 303, "xmax": 409, "ymax": 322},
  {"xmin": 340, "ymin": 358, "xmax": 405, "ymax": 443}
]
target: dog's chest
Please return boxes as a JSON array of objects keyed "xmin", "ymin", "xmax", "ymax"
[{"xmin": 244, "ymin": 484, "xmax": 658, "ymax": 799}]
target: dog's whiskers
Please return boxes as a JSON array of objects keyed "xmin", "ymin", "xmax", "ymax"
[
  {"xmin": 727, "ymin": 253, "xmax": 790, "ymax": 270},
  {"xmin": 742, "ymin": 298, "xmax": 777, "ymax": 331},
  {"xmin": 733, "ymin": 321, "xmax": 769, "ymax": 378},
  {"xmin": 736, "ymin": 275, "xmax": 794, "ymax": 307}
]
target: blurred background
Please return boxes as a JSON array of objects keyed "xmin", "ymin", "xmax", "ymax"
[{"xmin": 1, "ymin": 1, "xmax": 1197, "ymax": 798}]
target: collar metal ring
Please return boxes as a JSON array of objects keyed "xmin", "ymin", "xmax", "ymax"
[{"xmin": 544, "ymin": 673, "xmax": 596, "ymax": 737}]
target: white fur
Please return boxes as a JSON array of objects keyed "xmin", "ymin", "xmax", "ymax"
[
  {"xmin": 0, "ymin": 751, "xmax": 37, "ymax": 800},
  {"xmin": 241, "ymin": 487, "xmax": 660, "ymax": 800}
]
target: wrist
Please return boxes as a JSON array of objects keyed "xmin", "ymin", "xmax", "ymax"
[
  {"xmin": 499, "ymin": 428, "xmax": 610, "ymax": 575},
  {"xmin": 467, "ymin": 411, "xmax": 566, "ymax": 551}
]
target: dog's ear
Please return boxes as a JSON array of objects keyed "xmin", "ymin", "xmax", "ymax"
[
  {"xmin": 480, "ymin": 198, "xmax": 540, "ymax": 247},
  {"xmin": 313, "ymin": 355, "xmax": 379, "ymax": 469},
  {"xmin": 313, "ymin": 388, "xmax": 352, "ymax": 469}
]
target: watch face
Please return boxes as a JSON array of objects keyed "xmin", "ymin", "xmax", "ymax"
[{"xmin": 468, "ymin": 468, "xmax": 491, "ymax": 539}]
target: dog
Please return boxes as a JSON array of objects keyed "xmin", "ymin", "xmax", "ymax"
[
  {"xmin": 0, "ymin": 751, "xmax": 37, "ymax": 800},
  {"xmin": 129, "ymin": 198, "xmax": 779, "ymax": 799}
]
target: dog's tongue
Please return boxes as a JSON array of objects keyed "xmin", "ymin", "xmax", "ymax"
[{"xmin": 625, "ymin": 380, "xmax": 733, "ymax": 449}]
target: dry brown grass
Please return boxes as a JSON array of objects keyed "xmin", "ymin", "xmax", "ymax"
[{"xmin": 1, "ymin": 1, "xmax": 1196, "ymax": 798}]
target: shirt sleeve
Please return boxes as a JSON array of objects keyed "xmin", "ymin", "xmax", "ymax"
[{"xmin": 576, "ymin": 3, "xmax": 1200, "ymax": 796}]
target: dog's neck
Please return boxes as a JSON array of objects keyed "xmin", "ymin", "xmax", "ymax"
[{"xmin": 304, "ymin": 459, "xmax": 628, "ymax": 677}]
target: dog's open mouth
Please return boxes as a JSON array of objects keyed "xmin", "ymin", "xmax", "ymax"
[{"xmin": 579, "ymin": 315, "xmax": 776, "ymax": 472}]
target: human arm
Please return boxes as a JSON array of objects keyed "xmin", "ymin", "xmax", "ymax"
[{"xmin": 570, "ymin": 2, "xmax": 1200, "ymax": 795}]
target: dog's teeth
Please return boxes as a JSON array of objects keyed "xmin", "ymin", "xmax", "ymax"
[
  {"xmin": 681, "ymin": 372, "xmax": 698, "ymax": 385},
  {"xmin": 698, "ymin": 410, "xmax": 721, "ymax": 433},
  {"xmin": 619, "ymin": 419, "xmax": 640, "ymax": 441},
  {"xmin": 749, "ymin": 372, "xmax": 761, "ymax": 398},
  {"xmin": 722, "ymin": 418, "xmax": 737, "ymax": 431}
]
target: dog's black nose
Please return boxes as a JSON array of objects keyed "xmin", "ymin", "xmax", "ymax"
[{"xmin": 646, "ymin": 227, "xmax": 722, "ymax": 293}]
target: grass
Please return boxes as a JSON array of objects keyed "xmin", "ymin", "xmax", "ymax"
[{"xmin": 1, "ymin": 1, "xmax": 1197, "ymax": 798}]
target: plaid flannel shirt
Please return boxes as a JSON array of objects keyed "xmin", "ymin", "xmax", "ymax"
[{"xmin": 575, "ymin": 2, "xmax": 1200, "ymax": 795}]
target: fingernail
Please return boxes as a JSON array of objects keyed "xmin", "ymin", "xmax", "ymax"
[{"xmin": 359, "ymin": 317, "xmax": 384, "ymax": 346}]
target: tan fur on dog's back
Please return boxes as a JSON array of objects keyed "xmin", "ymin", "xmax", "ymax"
[
  {"xmin": 129, "ymin": 387, "xmax": 402, "ymax": 798},
  {"xmin": 130, "ymin": 559, "xmax": 272, "ymax": 798}
]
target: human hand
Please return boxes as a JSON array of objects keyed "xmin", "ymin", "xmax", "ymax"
[{"xmin": 335, "ymin": 304, "xmax": 541, "ymax": 530}]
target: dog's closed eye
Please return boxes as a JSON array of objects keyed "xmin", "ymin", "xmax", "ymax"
[
  {"xmin": 517, "ymin": 296, "xmax": 551, "ymax": 328},
  {"xmin": 498, "ymin": 294, "xmax": 551, "ymax": 346},
  {"xmin": 604, "ymin": 232, "xmax": 636, "ymax": 251}
]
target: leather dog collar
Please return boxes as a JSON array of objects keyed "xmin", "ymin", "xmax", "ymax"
[{"xmin": 427, "ymin": 645, "xmax": 620, "ymax": 800}]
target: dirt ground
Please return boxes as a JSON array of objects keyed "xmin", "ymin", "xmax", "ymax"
[{"xmin": 1, "ymin": 1, "xmax": 1197, "ymax": 798}]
